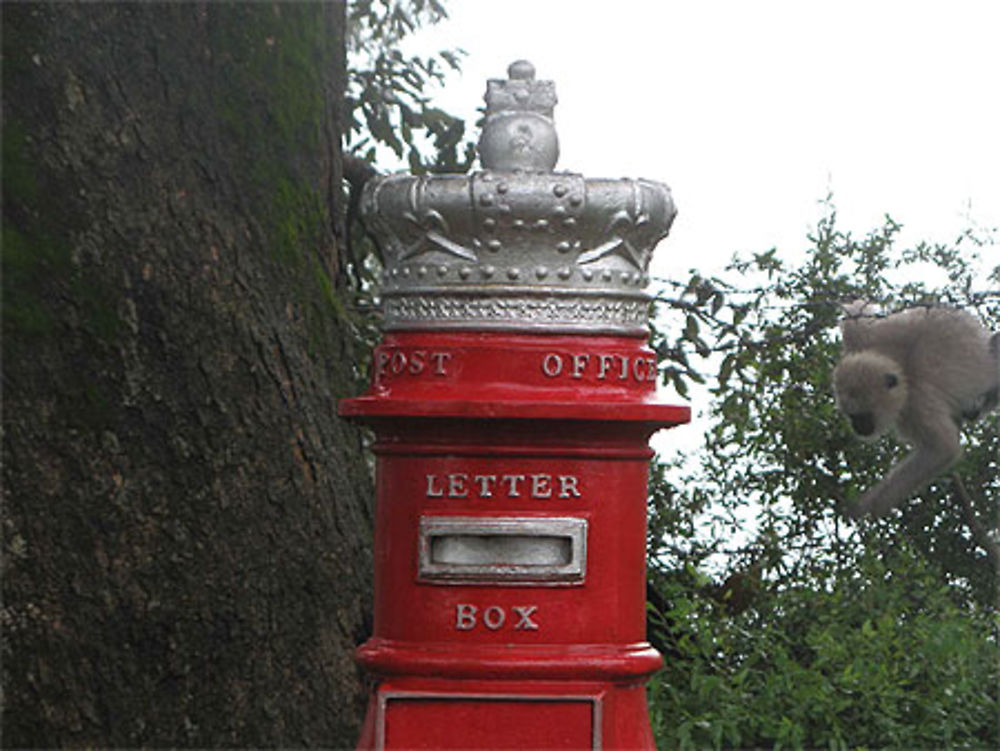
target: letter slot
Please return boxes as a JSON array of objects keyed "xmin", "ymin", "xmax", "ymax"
[{"xmin": 418, "ymin": 517, "xmax": 587, "ymax": 585}]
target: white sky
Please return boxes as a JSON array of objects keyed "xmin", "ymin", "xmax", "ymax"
[
  {"xmin": 405, "ymin": 0, "xmax": 1000, "ymax": 282},
  {"xmin": 402, "ymin": 0, "xmax": 1000, "ymax": 459}
]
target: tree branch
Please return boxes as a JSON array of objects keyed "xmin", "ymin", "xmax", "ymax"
[{"xmin": 952, "ymin": 472, "xmax": 1000, "ymax": 582}]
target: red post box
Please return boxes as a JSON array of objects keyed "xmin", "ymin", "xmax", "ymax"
[{"xmin": 341, "ymin": 61, "xmax": 689, "ymax": 750}]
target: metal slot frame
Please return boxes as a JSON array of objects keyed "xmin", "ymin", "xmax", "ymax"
[{"xmin": 418, "ymin": 516, "xmax": 587, "ymax": 586}]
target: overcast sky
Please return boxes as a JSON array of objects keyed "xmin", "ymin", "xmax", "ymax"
[
  {"xmin": 404, "ymin": 0, "xmax": 1000, "ymax": 284},
  {"xmin": 401, "ymin": 0, "xmax": 999, "ymax": 457}
]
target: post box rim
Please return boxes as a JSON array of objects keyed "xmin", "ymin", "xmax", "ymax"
[
  {"xmin": 356, "ymin": 637, "xmax": 664, "ymax": 681},
  {"xmin": 339, "ymin": 396, "xmax": 691, "ymax": 425}
]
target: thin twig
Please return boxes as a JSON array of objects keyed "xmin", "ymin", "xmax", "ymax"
[{"xmin": 951, "ymin": 473, "xmax": 1000, "ymax": 582}]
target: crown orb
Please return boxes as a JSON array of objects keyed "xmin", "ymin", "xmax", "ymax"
[{"xmin": 479, "ymin": 112, "xmax": 559, "ymax": 172}]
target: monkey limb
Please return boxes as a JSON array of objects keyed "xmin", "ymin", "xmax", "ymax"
[{"xmin": 848, "ymin": 404, "xmax": 962, "ymax": 518}]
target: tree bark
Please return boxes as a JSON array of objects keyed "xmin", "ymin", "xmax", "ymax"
[{"xmin": 2, "ymin": 2, "xmax": 374, "ymax": 747}]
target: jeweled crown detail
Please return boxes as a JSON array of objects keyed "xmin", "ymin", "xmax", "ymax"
[{"xmin": 361, "ymin": 60, "xmax": 677, "ymax": 335}]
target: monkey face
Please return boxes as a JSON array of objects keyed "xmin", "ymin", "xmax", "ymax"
[{"xmin": 833, "ymin": 351, "xmax": 908, "ymax": 442}]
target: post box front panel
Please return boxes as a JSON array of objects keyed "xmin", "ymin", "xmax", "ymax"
[
  {"xmin": 371, "ymin": 451, "xmax": 649, "ymax": 646},
  {"xmin": 381, "ymin": 693, "xmax": 599, "ymax": 750}
]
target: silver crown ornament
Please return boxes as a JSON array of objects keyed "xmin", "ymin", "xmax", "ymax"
[{"xmin": 361, "ymin": 60, "xmax": 677, "ymax": 336}]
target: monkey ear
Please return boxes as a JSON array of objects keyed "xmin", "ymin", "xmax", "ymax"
[{"xmin": 884, "ymin": 373, "xmax": 899, "ymax": 389}]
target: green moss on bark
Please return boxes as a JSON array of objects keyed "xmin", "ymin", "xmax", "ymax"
[{"xmin": 3, "ymin": 3, "xmax": 371, "ymax": 746}]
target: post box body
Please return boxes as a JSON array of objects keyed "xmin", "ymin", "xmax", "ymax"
[
  {"xmin": 340, "ymin": 60, "xmax": 688, "ymax": 749},
  {"xmin": 342, "ymin": 332, "xmax": 688, "ymax": 749}
]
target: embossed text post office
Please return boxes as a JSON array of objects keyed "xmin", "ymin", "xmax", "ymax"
[{"xmin": 340, "ymin": 60, "xmax": 690, "ymax": 750}]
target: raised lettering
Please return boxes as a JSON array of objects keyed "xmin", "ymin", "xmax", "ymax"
[
  {"xmin": 408, "ymin": 350, "xmax": 426, "ymax": 374},
  {"xmin": 376, "ymin": 351, "xmax": 390, "ymax": 380},
  {"xmin": 597, "ymin": 354, "xmax": 615, "ymax": 379},
  {"xmin": 430, "ymin": 351, "xmax": 452, "ymax": 375},
  {"xmin": 530, "ymin": 474, "xmax": 552, "ymax": 498},
  {"xmin": 503, "ymin": 474, "xmax": 526, "ymax": 497},
  {"xmin": 483, "ymin": 606, "xmax": 506, "ymax": 630},
  {"xmin": 632, "ymin": 356, "xmax": 646, "ymax": 382},
  {"xmin": 390, "ymin": 350, "xmax": 407, "ymax": 375},
  {"xmin": 541, "ymin": 353, "xmax": 563, "ymax": 377},
  {"xmin": 559, "ymin": 475, "xmax": 581, "ymax": 498},
  {"xmin": 474, "ymin": 474, "xmax": 497, "ymax": 497},
  {"xmin": 426, "ymin": 474, "xmax": 444, "ymax": 498},
  {"xmin": 513, "ymin": 605, "xmax": 539, "ymax": 630},
  {"xmin": 448, "ymin": 473, "xmax": 468, "ymax": 498},
  {"xmin": 531, "ymin": 351, "xmax": 659, "ymax": 385},
  {"xmin": 455, "ymin": 604, "xmax": 540, "ymax": 632},
  {"xmin": 455, "ymin": 604, "xmax": 477, "ymax": 630},
  {"xmin": 427, "ymin": 470, "xmax": 579, "ymax": 500}
]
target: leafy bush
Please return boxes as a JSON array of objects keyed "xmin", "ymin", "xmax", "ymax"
[{"xmin": 647, "ymin": 208, "xmax": 999, "ymax": 750}]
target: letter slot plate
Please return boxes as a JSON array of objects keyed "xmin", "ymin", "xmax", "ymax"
[{"xmin": 418, "ymin": 517, "xmax": 587, "ymax": 586}]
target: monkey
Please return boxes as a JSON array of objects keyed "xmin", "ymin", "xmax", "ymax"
[{"xmin": 832, "ymin": 302, "xmax": 999, "ymax": 519}]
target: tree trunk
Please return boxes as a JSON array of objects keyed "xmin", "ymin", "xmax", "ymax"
[{"xmin": 2, "ymin": 2, "xmax": 374, "ymax": 747}]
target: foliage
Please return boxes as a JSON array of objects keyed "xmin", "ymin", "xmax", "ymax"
[
  {"xmin": 341, "ymin": 1, "xmax": 474, "ymax": 391},
  {"xmin": 649, "ymin": 546, "xmax": 999, "ymax": 750},
  {"xmin": 345, "ymin": 0, "xmax": 474, "ymax": 173},
  {"xmin": 647, "ymin": 206, "xmax": 1000, "ymax": 749}
]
